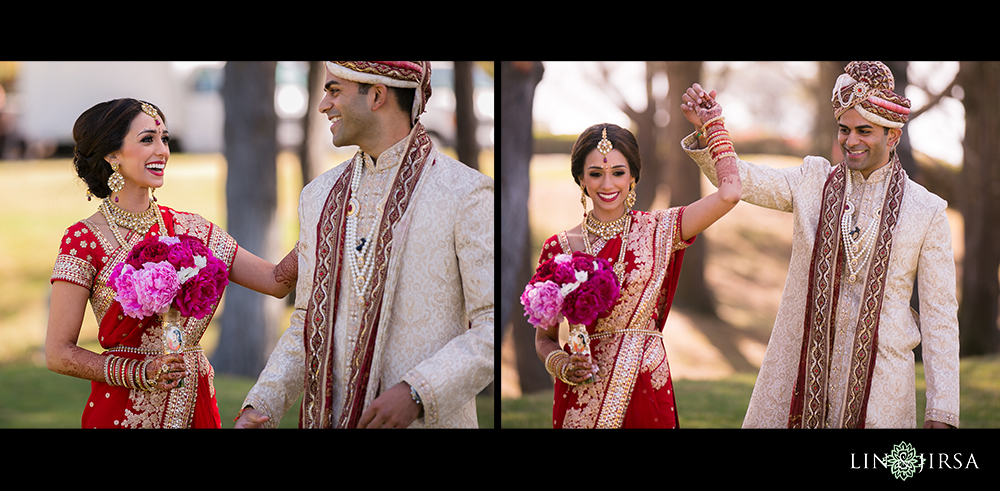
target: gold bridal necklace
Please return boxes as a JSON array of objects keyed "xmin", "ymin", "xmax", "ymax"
[
  {"xmin": 585, "ymin": 211, "xmax": 630, "ymax": 241},
  {"xmin": 99, "ymin": 198, "xmax": 163, "ymax": 248},
  {"xmin": 582, "ymin": 210, "xmax": 630, "ymax": 285}
]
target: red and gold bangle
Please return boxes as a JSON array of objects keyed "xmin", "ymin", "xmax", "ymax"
[
  {"xmin": 698, "ymin": 116, "xmax": 725, "ymax": 136},
  {"xmin": 714, "ymin": 151, "xmax": 738, "ymax": 162}
]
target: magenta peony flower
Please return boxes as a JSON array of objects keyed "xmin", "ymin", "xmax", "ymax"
[
  {"xmin": 166, "ymin": 241, "xmax": 196, "ymax": 269},
  {"xmin": 587, "ymin": 269, "xmax": 620, "ymax": 310},
  {"xmin": 563, "ymin": 280, "xmax": 605, "ymax": 326},
  {"xmin": 111, "ymin": 264, "xmax": 145, "ymax": 318},
  {"xmin": 138, "ymin": 240, "xmax": 171, "ymax": 264},
  {"xmin": 125, "ymin": 236, "xmax": 159, "ymax": 269},
  {"xmin": 178, "ymin": 234, "xmax": 210, "ymax": 258},
  {"xmin": 173, "ymin": 254, "xmax": 228, "ymax": 319},
  {"xmin": 551, "ymin": 262, "xmax": 578, "ymax": 285},
  {"xmin": 570, "ymin": 254, "xmax": 596, "ymax": 275},
  {"xmin": 520, "ymin": 280, "xmax": 565, "ymax": 328},
  {"xmin": 174, "ymin": 274, "xmax": 218, "ymax": 319},
  {"xmin": 132, "ymin": 261, "xmax": 181, "ymax": 317}
]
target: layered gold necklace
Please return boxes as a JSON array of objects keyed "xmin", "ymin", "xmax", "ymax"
[
  {"xmin": 584, "ymin": 211, "xmax": 630, "ymax": 241},
  {"xmin": 99, "ymin": 198, "xmax": 164, "ymax": 248},
  {"xmin": 582, "ymin": 210, "xmax": 630, "ymax": 285}
]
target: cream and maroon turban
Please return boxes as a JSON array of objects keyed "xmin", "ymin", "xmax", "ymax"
[
  {"xmin": 325, "ymin": 61, "xmax": 432, "ymax": 125},
  {"xmin": 831, "ymin": 61, "xmax": 911, "ymax": 129}
]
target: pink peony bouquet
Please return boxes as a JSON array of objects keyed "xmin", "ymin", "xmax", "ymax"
[
  {"xmin": 108, "ymin": 234, "xmax": 229, "ymax": 320},
  {"xmin": 520, "ymin": 251, "xmax": 621, "ymax": 329}
]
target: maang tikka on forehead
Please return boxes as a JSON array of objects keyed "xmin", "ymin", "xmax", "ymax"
[
  {"xmin": 597, "ymin": 127, "xmax": 613, "ymax": 163},
  {"xmin": 140, "ymin": 102, "xmax": 161, "ymax": 126}
]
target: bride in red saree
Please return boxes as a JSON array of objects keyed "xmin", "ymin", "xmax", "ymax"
[
  {"xmin": 533, "ymin": 90, "xmax": 741, "ymax": 428},
  {"xmin": 46, "ymin": 99, "xmax": 296, "ymax": 428}
]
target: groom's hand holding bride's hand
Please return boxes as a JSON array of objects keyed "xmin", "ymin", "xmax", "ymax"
[{"xmin": 680, "ymin": 83, "xmax": 723, "ymax": 149}]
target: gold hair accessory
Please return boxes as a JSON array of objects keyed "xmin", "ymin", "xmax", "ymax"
[
  {"xmin": 140, "ymin": 102, "xmax": 161, "ymax": 126},
  {"xmin": 597, "ymin": 128, "xmax": 613, "ymax": 163}
]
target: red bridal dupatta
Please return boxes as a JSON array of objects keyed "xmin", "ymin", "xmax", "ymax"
[
  {"xmin": 538, "ymin": 207, "xmax": 694, "ymax": 428},
  {"xmin": 51, "ymin": 206, "xmax": 238, "ymax": 428}
]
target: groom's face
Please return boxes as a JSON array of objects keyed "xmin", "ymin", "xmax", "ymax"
[
  {"xmin": 837, "ymin": 109, "xmax": 900, "ymax": 178},
  {"xmin": 318, "ymin": 70, "xmax": 377, "ymax": 149}
]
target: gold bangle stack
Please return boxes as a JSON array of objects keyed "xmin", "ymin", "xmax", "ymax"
[
  {"xmin": 104, "ymin": 354, "xmax": 158, "ymax": 391},
  {"xmin": 544, "ymin": 349, "xmax": 579, "ymax": 386}
]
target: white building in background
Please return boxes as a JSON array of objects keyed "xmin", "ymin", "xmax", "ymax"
[
  {"xmin": 13, "ymin": 61, "xmax": 493, "ymax": 158},
  {"xmin": 16, "ymin": 61, "xmax": 225, "ymax": 155}
]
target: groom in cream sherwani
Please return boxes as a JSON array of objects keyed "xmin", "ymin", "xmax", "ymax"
[
  {"xmin": 682, "ymin": 61, "xmax": 959, "ymax": 429},
  {"xmin": 235, "ymin": 61, "xmax": 494, "ymax": 428}
]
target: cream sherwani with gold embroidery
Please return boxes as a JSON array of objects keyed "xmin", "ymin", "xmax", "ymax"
[
  {"xmin": 683, "ymin": 134, "xmax": 959, "ymax": 428},
  {"xmin": 242, "ymin": 133, "xmax": 494, "ymax": 428}
]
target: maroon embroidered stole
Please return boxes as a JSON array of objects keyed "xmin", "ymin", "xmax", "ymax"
[
  {"xmin": 300, "ymin": 124, "xmax": 433, "ymax": 428},
  {"xmin": 788, "ymin": 156, "xmax": 906, "ymax": 428}
]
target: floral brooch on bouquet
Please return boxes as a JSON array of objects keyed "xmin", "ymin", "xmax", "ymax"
[
  {"xmin": 520, "ymin": 251, "xmax": 620, "ymax": 329},
  {"xmin": 107, "ymin": 234, "xmax": 229, "ymax": 321}
]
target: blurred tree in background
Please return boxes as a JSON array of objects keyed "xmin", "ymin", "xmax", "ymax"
[{"xmin": 212, "ymin": 61, "xmax": 282, "ymax": 377}]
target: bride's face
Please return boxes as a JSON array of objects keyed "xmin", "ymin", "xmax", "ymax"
[
  {"xmin": 107, "ymin": 111, "xmax": 170, "ymax": 192},
  {"xmin": 581, "ymin": 148, "xmax": 631, "ymax": 220}
]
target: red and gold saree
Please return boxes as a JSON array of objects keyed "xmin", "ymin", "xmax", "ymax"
[
  {"xmin": 51, "ymin": 206, "xmax": 238, "ymax": 428},
  {"xmin": 538, "ymin": 207, "xmax": 694, "ymax": 428}
]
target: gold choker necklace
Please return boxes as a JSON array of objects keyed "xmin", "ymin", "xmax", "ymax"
[
  {"xmin": 585, "ymin": 210, "xmax": 630, "ymax": 241},
  {"xmin": 99, "ymin": 199, "xmax": 163, "ymax": 247},
  {"xmin": 582, "ymin": 210, "xmax": 630, "ymax": 285}
]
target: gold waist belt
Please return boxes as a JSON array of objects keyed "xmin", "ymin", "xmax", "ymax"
[
  {"xmin": 591, "ymin": 329, "xmax": 662, "ymax": 340},
  {"xmin": 107, "ymin": 345, "xmax": 204, "ymax": 356}
]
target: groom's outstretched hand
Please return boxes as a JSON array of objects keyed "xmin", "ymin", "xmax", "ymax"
[{"xmin": 234, "ymin": 407, "xmax": 270, "ymax": 428}]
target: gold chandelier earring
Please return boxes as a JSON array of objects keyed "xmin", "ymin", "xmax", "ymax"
[
  {"xmin": 580, "ymin": 183, "xmax": 589, "ymax": 213},
  {"xmin": 107, "ymin": 160, "xmax": 125, "ymax": 203},
  {"xmin": 151, "ymin": 187, "xmax": 157, "ymax": 202},
  {"xmin": 626, "ymin": 180, "xmax": 636, "ymax": 210}
]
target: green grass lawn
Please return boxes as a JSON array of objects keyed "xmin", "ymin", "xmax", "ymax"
[
  {"xmin": 501, "ymin": 355, "xmax": 1000, "ymax": 429},
  {"xmin": 0, "ymin": 359, "xmax": 494, "ymax": 428}
]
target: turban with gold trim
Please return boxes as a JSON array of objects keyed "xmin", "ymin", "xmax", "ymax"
[
  {"xmin": 325, "ymin": 61, "xmax": 432, "ymax": 126},
  {"xmin": 831, "ymin": 61, "xmax": 911, "ymax": 129}
]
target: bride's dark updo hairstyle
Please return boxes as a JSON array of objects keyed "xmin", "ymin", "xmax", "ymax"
[
  {"xmin": 73, "ymin": 98, "xmax": 166, "ymax": 199},
  {"xmin": 570, "ymin": 123, "xmax": 642, "ymax": 198}
]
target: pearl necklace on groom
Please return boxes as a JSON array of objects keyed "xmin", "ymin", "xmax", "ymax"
[
  {"xmin": 345, "ymin": 152, "xmax": 381, "ymax": 300},
  {"xmin": 840, "ymin": 169, "xmax": 890, "ymax": 283}
]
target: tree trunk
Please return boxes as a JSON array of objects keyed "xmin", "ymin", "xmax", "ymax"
[
  {"xmin": 500, "ymin": 61, "xmax": 549, "ymax": 394},
  {"xmin": 957, "ymin": 61, "xmax": 1000, "ymax": 356},
  {"xmin": 212, "ymin": 61, "xmax": 283, "ymax": 377},
  {"xmin": 664, "ymin": 61, "xmax": 716, "ymax": 315},
  {"xmin": 299, "ymin": 61, "xmax": 329, "ymax": 185},
  {"xmin": 454, "ymin": 61, "xmax": 480, "ymax": 170}
]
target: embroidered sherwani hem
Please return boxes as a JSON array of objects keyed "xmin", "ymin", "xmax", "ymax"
[{"xmin": 682, "ymin": 132, "xmax": 960, "ymax": 428}]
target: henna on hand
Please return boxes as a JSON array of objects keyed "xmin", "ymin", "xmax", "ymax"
[{"xmin": 274, "ymin": 244, "xmax": 299, "ymax": 288}]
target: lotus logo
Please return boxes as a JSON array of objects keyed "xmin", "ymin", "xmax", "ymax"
[{"xmin": 885, "ymin": 441, "xmax": 920, "ymax": 481}]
